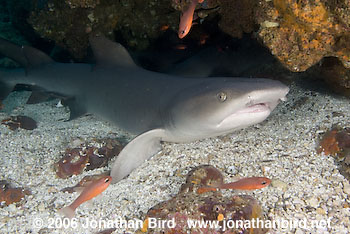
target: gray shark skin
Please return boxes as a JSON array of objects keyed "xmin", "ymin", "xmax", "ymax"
[{"xmin": 0, "ymin": 36, "xmax": 289, "ymax": 184}]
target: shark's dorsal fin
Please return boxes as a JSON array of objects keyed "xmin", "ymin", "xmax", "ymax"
[
  {"xmin": 61, "ymin": 97, "xmax": 87, "ymax": 120},
  {"xmin": 0, "ymin": 37, "xmax": 53, "ymax": 69},
  {"xmin": 89, "ymin": 35, "xmax": 137, "ymax": 68}
]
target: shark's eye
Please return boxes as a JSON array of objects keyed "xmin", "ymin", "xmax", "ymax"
[{"xmin": 217, "ymin": 92, "xmax": 227, "ymax": 102}]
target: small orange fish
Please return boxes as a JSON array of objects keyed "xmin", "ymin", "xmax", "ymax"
[
  {"xmin": 197, "ymin": 177, "xmax": 271, "ymax": 194},
  {"xmin": 59, "ymin": 176, "xmax": 112, "ymax": 218},
  {"xmin": 160, "ymin": 25, "xmax": 170, "ymax": 31},
  {"xmin": 199, "ymin": 33, "xmax": 209, "ymax": 45},
  {"xmin": 178, "ymin": 0, "xmax": 204, "ymax": 39},
  {"xmin": 219, "ymin": 177, "xmax": 271, "ymax": 190},
  {"xmin": 174, "ymin": 44, "xmax": 188, "ymax": 50},
  {"xmin": 197, "ymin": 187, "xmax": 217, "ymax": 194}
]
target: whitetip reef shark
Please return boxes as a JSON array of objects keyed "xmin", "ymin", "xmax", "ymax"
[{"xmin": 0, "ymin": 35, "xmax": 289, "ymax": 184}]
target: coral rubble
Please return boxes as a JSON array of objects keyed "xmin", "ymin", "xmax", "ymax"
[
  {"xmin": 55, "ymin": 138, "xmax": 123, "ymax": 178},
  {"xmin": 1, "ymin": 115, "xmax": 37, "ymax": 130}
]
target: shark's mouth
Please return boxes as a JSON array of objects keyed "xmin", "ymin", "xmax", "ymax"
[
  {"xmin": 216, "ymin": 90, "xmax": 288, "ymax": 130},
  {"xmin": 237, "ymin": 102, "xmax": 271, "ymax": 114},
  {"xmin": 239, "ymin": 94, "xmax": 288, "ymax": 114},
  {"xmin": 217, "ymin": 102, "xmax": 271, "ymax": 128}
]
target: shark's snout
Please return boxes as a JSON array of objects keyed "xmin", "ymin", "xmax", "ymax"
[{"xmin": 249, "ymin": 83, "xmax": 289, "ymax": 108}]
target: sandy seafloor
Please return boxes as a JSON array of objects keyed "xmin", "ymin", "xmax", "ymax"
[{"xmin": 0, "ymin": 78, "xmax": 350, "ymax": 234}]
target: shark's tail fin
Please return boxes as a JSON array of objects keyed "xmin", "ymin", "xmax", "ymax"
[
  {"xmin": 0, "ymin": 38, "xmax": 28, "ymax": 68},
  {"xmin": 0, "ymin": 70, "xmax": 13, "ymax": 103},
  {"xmin": 0, "ymin": 82, "xmax": 12, "ymax": 111},
  {"xmin": 0, "ymin": 81, "xmax": 15, "ymax": 112},
  {"xmin": 0, "ymin": 38, "xmax": 26, "ymax": 102},
  {"xmin": 0, "ymin": 37, "xmax": 53, "ymax": 70},
  {"xmin": 0, "ymin": 38, "xmax": 54, "ymax": 109}
]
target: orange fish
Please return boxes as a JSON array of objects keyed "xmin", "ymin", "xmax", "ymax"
[
  {"xmin": 197, "ymin": 187, "xmax": 217, "ymax": 194},
  {"xmin": 59, "ymin": 176, "xmax": 112, "ymax": 218},
  {"xmin": 199, "ymin": 33, "xmax": 209, "ymax": 45},
  {"xmin": 174, "ymin": 44, "xmax": 188, "ymax": 50},
  {"xmin": 219, "ymin": 177, "xmax": 271, "ymax": 190},
  {"xmin": 178, "ymin": 0, "xmax": 204, "ymax": 39},
  {"xmin": 197, "ymin": 177, "xmax": 271, "ymax": 194},
  {"xmin": 160, "ymin": 25, "xmax": 170, "ymax": 31}
]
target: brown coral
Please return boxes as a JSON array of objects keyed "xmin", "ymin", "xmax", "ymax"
[
  {"xmin": 0, "ymin": 180, "xmax": 31, "ymax": 206},
  {"xmin": 137, "ymin": 165, "xmax": 269, "ymax": 234},
  {"xmin": 317, "ymin": 127, "xmax": 350, "ymax": 180},
  {"xmin": 55, "ymin": 148, "xmax": 90, "ymax": 179},
  {"xmin": 317, "ymin": 127, "xmax": 350, "ymax": 156},
  {"xmin": 179, "ymin": 165, "xmax": 224, "ymax": 194},
  {"xmin": 317, "ymin": 129, "xmax": 340, "ymax": 155}
]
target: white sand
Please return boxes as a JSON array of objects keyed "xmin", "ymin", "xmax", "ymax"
[{"xmin": 0, "ymin": 80, "xmax": 350, "ymax": 234}]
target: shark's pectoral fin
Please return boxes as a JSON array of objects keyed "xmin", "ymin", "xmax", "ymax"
[
  {"xmin": 110, "ymin": 128, "xmax": 166, "ymax": 184},
  {"xmin": 25, "ymin": 85, "xmax": 56, "ymax": 104},
  {"xmin": 27, "ymin": 91, "xmax": 52, "ymax": 104}
]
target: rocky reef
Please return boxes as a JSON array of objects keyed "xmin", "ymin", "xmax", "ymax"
[
  {"xmin": 317, "ymin": 57, "xmax": 350, "ymax": 97},
  {"xmin": 257, "ymin": 0, "xmax": 350, "ymax": 72},
  {"xmin": 257, "ymin": 0, "xmax": 350, "ymax": 96},
  {"xmin": 29, "ymin": 0, "xmax": 179, "ymax": 58},
  {"xmin": 1, "ymin": 0, "xmax": 350, "ymax": 94}
]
